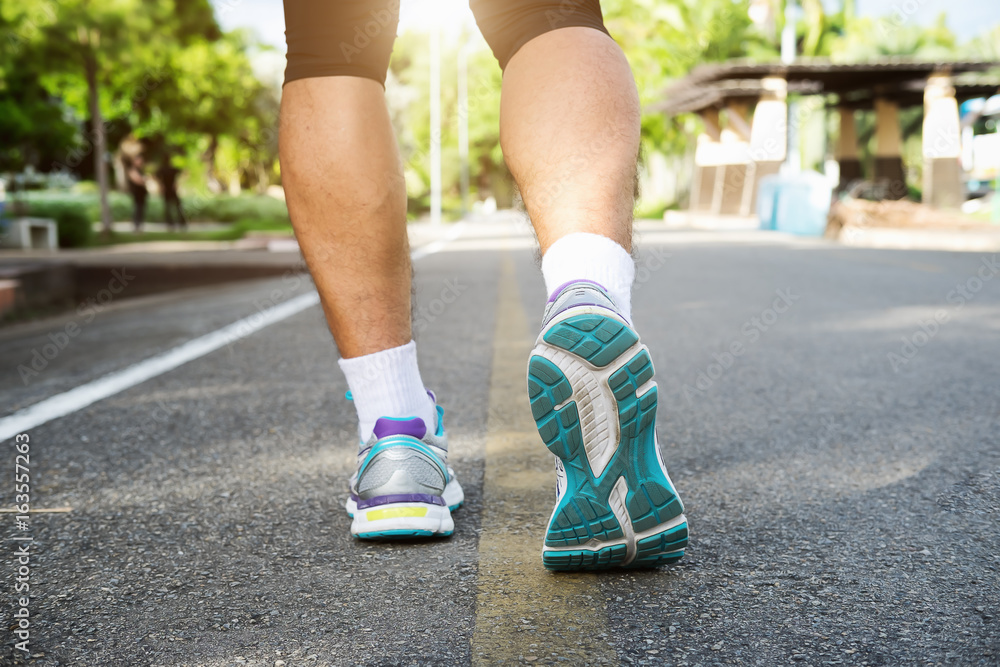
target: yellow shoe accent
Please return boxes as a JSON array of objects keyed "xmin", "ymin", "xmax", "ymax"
[{"xmin": 366, "ymin": 507, "xmax": 429, "ymax": 521}]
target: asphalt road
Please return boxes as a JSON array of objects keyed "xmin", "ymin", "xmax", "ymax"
[{"xmin": 1, "ymin": 221, "xmax": 998, "ymax": 666}]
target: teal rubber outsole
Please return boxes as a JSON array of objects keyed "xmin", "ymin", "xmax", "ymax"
[
  {"xmin": 355, "ymin": 529, "xmax": 454, "ymax": 540},
  {"xmin": 528, "ymin": 313, "xmax": 688, "ymax": 571}
]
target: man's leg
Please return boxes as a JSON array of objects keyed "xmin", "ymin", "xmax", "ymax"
[
  {"xmin": 280, "ymin": 0, "xmax": 462, "ymax": 539},
  {"xmin": 170, "ymin": 193, "xmax": 187, "ymax": 230},
  {"xmin": 472, "ymin": 0, "xmax": 639, "ymax": 320},
  {"xmin": 163, "ymin": 194, "xmax": 175, "ymax": 230},
  {"xmin": 280, "ymin": 75, "xmax": 437, "ymax": 439},
  {"xmin": 280, "ymin": 77, "xmax": 412, "ymax": 361},
  {"xmin": 133, "ymin": 191, "xmax": 146, "ymax": 233},
  {"xmin": 501, "ymin": 26, "xmax": 639, "ymax": 323},
  {"xmin": 501, "ymin": 27, "xmax": 638, "ymax": 254},
  {"xmin": 474, "ymin": 2, "xmax": 688, "ymax": 570}
]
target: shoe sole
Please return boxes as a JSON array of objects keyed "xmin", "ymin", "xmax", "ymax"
[
  {"xmin": 346, "ymin": 477, "xmax": 464, "ymax": 540},
  {"xmin": 528, "ymin": 308, "xmax": 688, "ymax": 571},
  {"xmin": 350, "ymin": 502, "xmax": 455, "ymax": 539}
]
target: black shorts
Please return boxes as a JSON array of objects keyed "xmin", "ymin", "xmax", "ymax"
[{"xmin": 282, "ymin": 0, "xmax": 609, "ymax": 86}]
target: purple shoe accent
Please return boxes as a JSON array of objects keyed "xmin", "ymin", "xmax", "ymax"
[
  {"xmin": 357, "ymin": 493, "xmax": 446, "ymax": 509},
  {"xmin": 546, "ymin": 279, "xmax": 609, "ymax": 304},
  {"xmin": 372, "ymin": 416, "xmax": 427, "ymax": 441}
]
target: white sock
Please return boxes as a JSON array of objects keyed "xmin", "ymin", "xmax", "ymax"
[
  {"xmin": 541, "ymin": 232, "xmax": 635, "ymax": 323},
  {"xmin": 338, "ymin": 340, "xmax": 437, "ymax": 443}
]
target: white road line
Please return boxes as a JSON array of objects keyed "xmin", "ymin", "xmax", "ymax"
[
  {"xmin": 0, "ymin": 227, "xmax": 463, "ymax": 443},
  {"xmin": 411, "ymin": 221, "xmax": 465, "ymax": 260},
  {"xmin": 0, "ymin": 291, "xmax": 318, "ymax": 442}
]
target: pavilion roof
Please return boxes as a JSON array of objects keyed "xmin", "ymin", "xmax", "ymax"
[{"xmin": 653, "ymin": 57, "xmax": 1000, "ymax": 115}]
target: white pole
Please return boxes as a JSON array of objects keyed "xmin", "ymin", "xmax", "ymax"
[
  {"xmin": 781, "ymin": 0, "xmax": 800, "ymax": 173},
  {"xmin": 780, "ymin": 0, "xmax": 796, "ymax": 65},
  {"xmin": 458, "ymin": 42, "xmax": 470, "ymax": 216},
  {"xmin": 430, "ymin": 24, "xmax": 442, "ymax": 225}
]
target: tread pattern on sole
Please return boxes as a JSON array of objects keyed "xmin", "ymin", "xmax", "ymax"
[
  {"xmin": 631, "ymin": 524, "xmax": 688, "ymax": 567},
  {"xmin": 529, "ymin": 313, "xmax": 688, "ymax": 571},
  {"xmin": 543, "ymin": 544, "xmax": 628, "ymax": 571},
  {"xmin": 542, "ymin": 314, "xmax": 639, "ymax": 368}
]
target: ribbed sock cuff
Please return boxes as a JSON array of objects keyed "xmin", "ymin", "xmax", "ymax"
[
  {"xmin": 338, "ymin": 340, "xmax": 436, "ymax": 443},
  {"xmin": 541, "ymin": 232, "xmax": 635, "ymax": 323}
]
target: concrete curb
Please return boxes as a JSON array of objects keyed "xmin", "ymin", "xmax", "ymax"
[
  {"xmin": 837, "ymin": 226, "xmax": 1000, "ymax": 252},
  {"xmin": 0, "ymin": 252, "xmax": 306, "ymax": 323}
]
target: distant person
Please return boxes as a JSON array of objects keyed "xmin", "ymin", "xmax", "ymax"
[
  {"xmin": 124, "ymin": 154, "xmax": 148, "ymax": 233},
  {"xmin": 279, "ymin": 0, "xmax": 688, "ymax": 571},
  {"xmin": 156, "ymin": 157, "xmax": 186, "ymax": 231}
]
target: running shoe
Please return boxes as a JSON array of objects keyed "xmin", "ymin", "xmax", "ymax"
[
  {"xmin": 345, "ymin": 399, "xmax": 464, "ymax": 539},
  {"xmin": 527, "ymin": 280, "xmax": 688, "ymax": 570}
]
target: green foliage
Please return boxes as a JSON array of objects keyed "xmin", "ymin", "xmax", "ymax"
[
  {"xmin": 0, "ymin": 64, "xmax": 80, "ymax": 173},
  {"xmin": 0, "ymin": 9, "xmax": 78, "ymax": 172},
  {"xmin": 831, "ymin": 12, "xmax": 956, "ymax": 60},
  {"xmin": 25, "ymin": 191, "xmax": 133, "ymax": 223},
  {"xmin": 173, "ymin": 0, "xmax": 222, "ymax": 43},
  {"xmin": 2, "ymin": 0, "xmax": 169, "ymax": 120},
  {"xmin": 389, "ymin": 30, "xmax": 510, "ymax": 216},
  {"xmin": 0, "ymin": 0, "xmax": 279, "ymax": 198},
  {"xmin": 88, "ymin": 218, "xmax": 292, "ymax": 246},
  {"xmin": 182, "ymin": 194, "xmax": 290, "ymax": 223},
  {"xmin": 961, "ymin": 24, "xmax": 1000, "ymax": 60},
  {"xmin": 603, "ymin": 0, "xmax": 778, "ymax": 156},
  {"xmin": 22, "ymin": 190, "xmax": 288, "ymax": 225},
  {"xmin": 634, "ymin": 198, "xmax": 676, "ymax": 219},
  {"xmin": 38, "ymin": 204, "xmax": 94, "ymax": 248}
]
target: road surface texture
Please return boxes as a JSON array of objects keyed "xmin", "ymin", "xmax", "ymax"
[{"xmin": 2, "ymin": 220, "xmax": 998, "ymax": 666}]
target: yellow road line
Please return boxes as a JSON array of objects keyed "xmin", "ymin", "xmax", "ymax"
[{"xmin": 471, "ymin": 251, "xmax": 618, "ymax": 665}]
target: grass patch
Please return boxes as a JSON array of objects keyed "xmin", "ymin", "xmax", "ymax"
[
  {"xmin": 634, "ymin": 199, "xmax": 677, "ymax": 220},
  {"xmin": 18, "ymin": 189, "xmax": 290, "ymax": 225},
  {"xmin": 86, "ymin": 219, "xmax": 293, "ymax": 246}
]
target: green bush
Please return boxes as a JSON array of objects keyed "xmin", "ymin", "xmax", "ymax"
[
  {"xmin": 22, "ymin": 189, "xmax": 290, "ymax": 226},
  {"xmin": 634, "ymin": 199, "xmax": 677, "ymax": 220},
  {"xmin": 182, "ymin": 194, "xmax": 289, "ymax": 223},
  {"xmin": 53, "ymin": 206, "xmax": 93, "ymax": 248},
  {"xmin": 71, "ymin": 181, "xmax": 100, "ymax": 194},
  {"xmin": 82, "ymin": 218, "xmax": 294, "ymax": 247},
  {"xmin": 24, "ymin": 192, "xmax": 128, "ymax": 223}
]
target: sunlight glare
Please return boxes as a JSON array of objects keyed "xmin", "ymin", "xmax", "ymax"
[{"xmin": 398, "ymin": 0, "xmax": 476, "ymax": 36}]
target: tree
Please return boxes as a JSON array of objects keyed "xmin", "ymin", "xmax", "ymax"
[
  {"xmin": 0, "ymin": 25, "xmax": 78, "ymax": 173},
  {"xmin": 140, "ymin": 30, "xmax": 278, "ymax": 194},
  {"xmin": 2, "ymin": 0, "xmax": 172, "ymax": 235},
  {"xmin": 831, "ymin": 11, "xmax": 956, "ymax": 61},
  {"xmin": 2, "ymin": 0, "xmax": 279, "ymax": 220},
  {"xmin": 960, "ymin": 24, "xmax": 1000, "ymax": 60}
]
